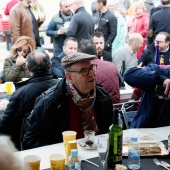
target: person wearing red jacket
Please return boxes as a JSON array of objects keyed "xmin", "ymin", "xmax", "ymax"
[
  {"xmin": 4, "ymin": 0, "xmax": 18, "ymax": 15},
  {"xmin": 130, "ymin": 3, "xmax": 149, "ymax": 59}
]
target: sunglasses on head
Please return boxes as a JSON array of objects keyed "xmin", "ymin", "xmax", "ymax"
[{"xmin": 17, "ymin": 47, "xmax": 30, "ymax": 54}]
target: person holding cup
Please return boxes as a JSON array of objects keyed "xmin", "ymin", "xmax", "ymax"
[
  {"xmin": 23, "ymin": 52, "xmax": 113, "ymax": 149},
  {"xmin": 3, "ymin": 36, "xmax": 35, "ymax": 82}
]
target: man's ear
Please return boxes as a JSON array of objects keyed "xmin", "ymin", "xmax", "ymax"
[{"xmin": 65, "ymin": 72, "xmax": 74, "ymax": 84}]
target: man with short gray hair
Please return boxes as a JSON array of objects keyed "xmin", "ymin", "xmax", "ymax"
[
  {"xmin": 0, "ymin": 50, "xmax": 58, "ymax": 150},
  {"xmin": 23, "ymin": 52, "xmax": 113, "ymax": 149},
  {"xmin": 112, "ymin": 33, "xmax": 144, "ymax": 73},
  {"xmin": 67, "ymin": 0, "xmax": 94, "ymax": 42}
]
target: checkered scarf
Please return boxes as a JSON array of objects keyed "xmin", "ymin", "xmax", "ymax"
[{"xmin": 66, "ymin": 80, "xmax": 98, "ymax": 132}]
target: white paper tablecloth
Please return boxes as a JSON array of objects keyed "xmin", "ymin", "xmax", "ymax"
[{"xmin": 14, "ymin": 126, "xmax": 170, "ymax": 170}]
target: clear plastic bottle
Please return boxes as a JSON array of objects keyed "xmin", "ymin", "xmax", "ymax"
[
  {"xmin": 168, "ymin": 134, "xmax": 170, "ymax": 151},
  {"xmin": 68, "ymin": 149, "xmax": 81, "ymax": 170},
  {"xmin": 128, "ymin": 137, "xmax": 140, "ymax": 170}
]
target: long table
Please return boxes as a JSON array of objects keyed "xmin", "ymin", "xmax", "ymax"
[{"xmin": 14, "ymin": 126, "xmax": 170, "ymax": 170}]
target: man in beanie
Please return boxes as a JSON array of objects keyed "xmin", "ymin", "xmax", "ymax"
[{"xmin": 23, "ymin": 52, "xmax": 113, "ymax": 149}]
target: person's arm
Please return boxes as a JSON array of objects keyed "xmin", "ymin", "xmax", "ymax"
[
  {"xmin": 3, "ymin": 58, "xmax": 22, "ymax": 82},
  {"xmin": 139, "ymin": 15, "xmax": 149, "ymax": 37},
  {"xmin": 124, "ymin": 64, "xmax": 168, "ymax": 91},
  {"xmin": 147, "ymin": 15, "xmax": 154, "ymax": 45},
  {"xmin": 0, "ymin": 91, "xmax": 22, "ymax": 134},
  {"xmin": 9, "ymin": 9, "xmax": 21, "ymax": 44},
  {"xmin": 105, "ymin": 14, "xmax": 117, "ymax": 50},
  {"xmin": 46, "ymin": 18, "xmax": 58, "ymax": 37},
  {"xmin": 51, "ymin": 56, "xmax": 65, "ymax": 78},
  {"xmin": 112, "ymin": 50, "xmax": 124, "ymax": 72},
  {"xmin": 66, "ymin": 16, "xmax": 78, "ymax": 37}
]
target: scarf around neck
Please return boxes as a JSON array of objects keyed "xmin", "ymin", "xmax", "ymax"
[
  {"xmin": 60, "ymin": 11, "xmax": 72, "ymax": 22},
  {"xmin": 66, "ymin": 80, "xmax": 98, "ymax": 132}
]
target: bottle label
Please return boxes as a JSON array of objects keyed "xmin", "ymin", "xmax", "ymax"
[{"xmin": 128, "ymin": 149, "xmax": 140, "ymax": 159}]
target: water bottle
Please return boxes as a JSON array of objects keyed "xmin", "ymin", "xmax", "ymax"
[
  {"xmin": 68, "ymin": 149, "xmax": 81, "ymax": 170},
  {"xmin": 128, "ymin": 137, "xmax": 140, "ymax": 170},
  {"xmin": 168, "ymin": 134, "xmax": 170, "ymax": 151}
]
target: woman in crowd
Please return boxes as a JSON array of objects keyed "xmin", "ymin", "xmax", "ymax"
[
  {"xmin": 3, "ymin": 36, "xmax": 35, "ymax": 82},
  {"xmin": 129, "ymin": 3, "xmax": 149, "ymax": 59}
]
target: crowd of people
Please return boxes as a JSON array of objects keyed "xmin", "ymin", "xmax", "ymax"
[{"xmin": 0, "ymin": 0, "xmax": 170, "ymax": 167}]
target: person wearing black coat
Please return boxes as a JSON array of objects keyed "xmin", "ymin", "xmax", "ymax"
[
  {"xmin": 0, "ymin": 50, "xmax": 58, "ymax": 150},
  {"xmin": 23, "ymin": 52, "xmax": 113, "ymax": 149},
  {"xmin": 139, "ymin": 32, "xmax": 170, "ymax": 66}
]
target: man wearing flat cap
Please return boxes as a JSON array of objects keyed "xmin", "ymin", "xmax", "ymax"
[{"xmin": 23, "ymin": 52, "xmax": 113, "ymax": 149}]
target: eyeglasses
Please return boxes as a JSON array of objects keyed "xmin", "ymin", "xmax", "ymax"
[
  {"xmin": 68, "ymin": 64, "xmax": 97, "ymax": 76},
  {"xmin": 17, "ymin": 47, "xmax": 30, "ymax": 54}
]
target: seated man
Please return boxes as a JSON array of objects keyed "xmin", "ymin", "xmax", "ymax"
[
  {"xmin": 51, "ymin": 37, "xmax": 78, "ymax": 78},
  {"xmin": 92, "ymin": 31, "xmax": 112, "ymax": 62},
  {"xmin": 0, "ymin": 50, "xmax": 58, "ymax": 150},
  {"xmin": 23, "ymin": 52, "xmax": 113, "ymax": 149},
  {"xmin": 78, "ymin": 39, "xmax": 120, "ymax": 103},
  {"xmin": 112, "ymin": 33, "xmax": 143, "ymax": 73},
  {"xmin": 138, "ymin": 32, "xmax": 170, "ymax": 66},
  {"xmin": 124, "ymin": 64, "xmax": 170, "ymax": 128}
]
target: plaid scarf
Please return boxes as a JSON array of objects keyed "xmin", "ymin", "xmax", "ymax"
[{"xmin": 66, "ymin": 80, "xmax": 98, "ymax": 132}]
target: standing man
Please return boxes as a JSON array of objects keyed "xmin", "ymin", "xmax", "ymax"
[
  {"xmin": 112, "ymin": 33, "xmax": 143, "ymax": 73},
  {"xmin": 148, "ymin": 0, "xmax": 170, "ymax": 45},
  {"xmin": 23, "ymin": 52, "xmax": 113, "ymax": 149},
  {"xmin": 46, "ymin": 0, "xmax": 73, "ymax": 57},
  {"xmin": 91, "ymin": 31, "xmax": 112, "ymax": 61},
  {"xmin": 51, "ymin": 37, "xmax": 78, "ymax": 78},
  {"xmin": 67, "ymin": 0, "xmax": 94, "ymax": 43},
  {"xmin": 9, "ymin": 0, "xmax": 40, "ymax": 47},
  {"xmin": 94, "ymin": 0, "xmax": 117, "ymax": 52},
  {"xmin": 4, "ymin": 0, "xmax": 18, "ymax": 15}
]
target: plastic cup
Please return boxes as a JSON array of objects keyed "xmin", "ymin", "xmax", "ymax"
[
  {"xmin": 65, "ymin": 140, "xmax": 77, "ymax": 165},
  {"xmin": 50, "ymin": 154, "xmax": 65, "ymax": 170},
  {"xmin": 5, "ymin": 82, "xmax": 13, "ymax": 95},
  {"xmin": 62, "ymin": 131, "xmax": 77, "ymax": 155},
  {"xmin": 24, "ymin": 155, "xmax": 41, "ymax": 170}
]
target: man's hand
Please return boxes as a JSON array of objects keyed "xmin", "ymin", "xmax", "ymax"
[
  {"xmin": 57, "ymin": 28, "xmax": 65, "ymax": 35},
  {"xmin": 163, "ymin": 79, "xmax": 170, "ymax": 98}
]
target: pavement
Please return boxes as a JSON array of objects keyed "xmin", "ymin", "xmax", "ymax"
[{"xmin": 0, "ymin": 42, "xmax": 10, "ymax": 70}]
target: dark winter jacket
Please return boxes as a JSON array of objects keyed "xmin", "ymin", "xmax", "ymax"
[
  {"xmin": 138, "ymin": 43, "xmax": 170, "ymax": 66},
  {"xmin": 67, "ymin": 7, "xmax": 94, "ymax": 43},
  {"xmin": 0, "ymin": 73, "xmax": 58, "ymax": 149},
  {"xmin": 23, "ymin": 78, "xmax": 113, "ymax": 149},
  {"xmin": 124, "ymin": 64, "xmax": 170, "ymax": 128},
  {"xmin": 93, "ymin": 10, "xmax": 117, "ymax": 51}
]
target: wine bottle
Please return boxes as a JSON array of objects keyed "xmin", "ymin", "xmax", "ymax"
[
  {"xmin": 107, "ymin": 108, "xmax": 123, "ymax": 169},
  {"xmin": 120, "ymin": 60, "xmax": 125, "ymax": 77}
]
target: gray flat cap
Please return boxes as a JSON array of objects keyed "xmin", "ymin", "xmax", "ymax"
[{"xmin": 61, "ymin": 52, "xmax": 96, "ymax": 68}]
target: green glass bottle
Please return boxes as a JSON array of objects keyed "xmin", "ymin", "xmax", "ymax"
[
  {"xmin": 120, "ymin": 60, "xmax": 125, "ymax": 77},
  {"xmin": 107, "ymin": 108, "xmax": 123, "ymax": 169}
]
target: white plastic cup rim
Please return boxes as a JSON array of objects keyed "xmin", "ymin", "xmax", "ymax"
[
  {"xmin": 50, "ymin": 154, "xmax": 65, "ymax": 161},
  {"xmin": 62, "ymin": 131, "xmax": 77, "ymax": 136}
]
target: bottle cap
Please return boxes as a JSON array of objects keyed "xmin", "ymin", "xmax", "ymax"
[
  {"xmin": 131, "ymin": 137, "xmax": 138, "ymax": 142},
  {"xmin": 70, "ymin": 149, "xmax": 78, "ymax": 156}
]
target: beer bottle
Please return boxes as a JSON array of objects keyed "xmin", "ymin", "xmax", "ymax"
[
  {"xmin": 120, "ymin": 60, "xmax": 125, "ymax": 77},
  {"xmin": 107, "ymin": 108, "xmax": 123, "ymax": 169}
]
